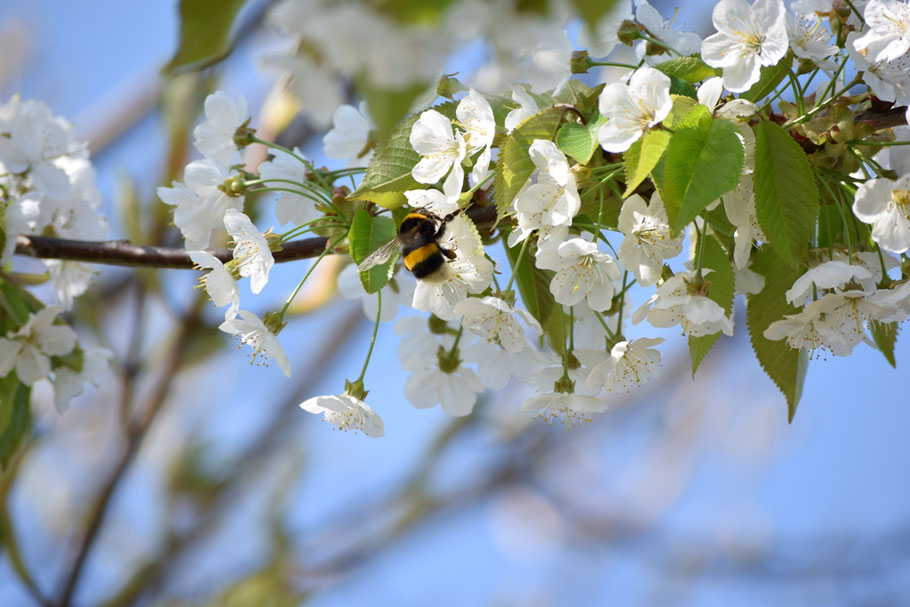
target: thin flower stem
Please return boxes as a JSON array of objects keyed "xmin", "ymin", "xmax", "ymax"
[
  {"xmin": 559, "ymin": 305, "xmax": 570, "ymax": 376},
  {"xmin": 694, "ymin": 217, "xmax": 707, "ymax": 280},
  {"xmin": 250, "ymin": 136, "xmax": 333, "ymax": 193},
  {"xmin": 279, "ymin": 236, "xmax": 344, "ymax": 318},
  {"xmin": 279, "ymin": 217, "xmax": 348, "ymax": 241},
  {"xmin": 245, "ymin": 177, "xmax": 330, "ymax": 201},
  {"xmin": 593, "ymin": 310, "xmax": 616, "ymax": 340},
  {"xmin": 786, "ymin": 69, "xmax": 806, "ymax": 115},
  {"xmin": 616, "ymin": 271, "xmax": 628, "ymax": 332},
  {"xmin": 637, "ymin": 33, "xmax": 682, "ymax": 57},
  {"xmin": 504, "ymin": 236, "xmax": 531, "ymax": 292},
  {"xmin": 852, "ymin": 140, "xmax": 910, "ymax": 147},
  {"xmin": 589, "ymin": 61, "xmax": 639, "ymax": 69},
  {"xmin": 569, "ymin": 306, "xmax": 575, "ymax": 353},
  {"xmin": 448, "ymin": 324, "xmax": 464, "ymax": 356},
  {"xmin": 357, "ymin": 290, "xmax": 382, "ymax": 383},
  {"xmin": 844, "ymin": 0, "xmax": 865, "ymax": 23},
  {"xmin": 787, "ymin": 75, "xmax": 862, "ymax": 129},
  {"xmin": 813, "ymin": 55, "xmax": 848, "ymax": 109}
]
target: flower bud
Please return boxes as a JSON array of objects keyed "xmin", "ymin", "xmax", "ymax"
[
  {"xmin": 233, "ymin": 119, "xmax": 256, "ymax": 149},
  {"xmin": 436, "ymin": 73, "xmax": 464, "ymax": 100},
  {"xmin": 617, "ymin": 19, "xmax": 641, "ymax": 46},
  {"xmin": 570, "ymin": 50, "xmax": 594, "ymax": 74}
]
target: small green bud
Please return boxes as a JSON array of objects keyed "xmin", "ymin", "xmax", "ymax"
[
  {"xmin": 617, "ymin": 19, "xmax": 641, "ymax": 46},
  {"xmin": 437, "ymin": 73, "xmax": 465, "ymax": 100},
  {"xmin": 233, "ymin": 118, "xmax": 255, "ymax": 149},
  {"xmin": 570, "ymin": 50, "xmax": 594, "ymax": 74}
]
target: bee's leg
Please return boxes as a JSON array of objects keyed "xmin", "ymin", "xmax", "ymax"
[
  {"xmin": 440, "ymin": 246, "xmax": 457, "ymax": 260},
  {"xmin": 435, "ymin": 209, "xmax": 463, "ymax": 239}
]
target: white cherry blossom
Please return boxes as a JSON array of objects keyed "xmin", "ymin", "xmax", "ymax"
[
  {"xmin": 633, "ymin": 271, "xmax": 734, "ymax": 337},
  {"xmin": 508, "ymin": 140, "xmax": 581, "ymax": 247},
  {"xmin": 188, "ymin": 250, "xmax": 240, "ymax": 319},
  {"xmin": 701, "ymin": 0, "xmax": 789, "ymax": 93},
  {"xmin": 258, "ymin": 147, "xmax": 317, "ymax": 226},
  {"xmin": 852, "ymin": 175, "xmax": 910, "ymax": 254},
  {"xmin": 411, "ymin": 216, "xmax": 494, "ymax": 321},
  {"xmin": 404, "ymin": 187, "xmax": 459, "ymax": 217},
  {"xmin": 852, "ymin": 0, "xmax": 910, "ymax": 62},
  {"xmin": 521, "ymin": 391, "xmax": 608, "ymax": 427},
  {"xmin": 218, "ymin": 310, "xmax": 291, "ymax": 377},
  {"xmin": 323, "ymin": 103, "xmax": 373, "ymax": 165},
  {"xmin": 45, "ymin": 260, "xmax": 97, "ymax": 311},
  {"xmin": 634, "ymin": 1, "xmax": 704, "ymax": 64},
  {"xmin": 456, "ymin": 89, "xmax": 495, "ymax": 184},
  {"xmin": 785, "ymin": 261, "xmax": 874, "ymax": 305},
  {"xmin": 53, "ymin": 347, "xmax": 112, "ymax": 413},
  {"xmin": 865, "ymin": 279, "xmax": 910, "ymax": 323},
  {"xmin": 157, "ymin": 159, "xmax": 243, "ymax": 250},
  {"xmin": 410, "ymin": 109, "xmax": 466, "ymax": 197},
  {"xmin": 721, "ymin": 174, "xmax": 766, "ymax": 268},
  {"xmin": 597, "ymin": 66, "xmax": 672, "ymax": 153},
  {"xmin": 224, "ymin": 209, "xmax": 274, "ymax": 295},
  {"xmin": 0, "ymin": 307, "xmax": 77, "ymax": 386},
  {"xmin": 300, "ymin": 393, "xmax": 385, "ymax": 437},
  {"xmin": 193, "ymin": 91, "xmax": 248, "ymax": 166},
  {"xmin": 505, "ymin": 85, "xmax": 540, "ymax": 133},
  {"xmin": 847, "ymin": 32, "xmax": 910, "ymax": 107},
  {"xmin": 618, "ymin": 192, "xmax": 683, "ymax": 286},
  {"xmin": 461, "ymin": 339, "xmax": 513, "ymax": 390},
  {"xmin": 580, "ymin": 337, "xmax": 664, "ymax": 393},
  {"xmin": 453, "ymin": 296, "xmax": 542, "ymax": 353},
  {"xmin": 786, "ymin": 11, "xmax": 837, "ymax": 65},
  {"xmin": 536, "ymin": 238, "xmax": 621, "ymax": 311},
  {"xmin": 578, "ymin": 0, "xmax": 632, "ymax": 57}
]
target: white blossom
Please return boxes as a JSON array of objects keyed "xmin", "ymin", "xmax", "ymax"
[
  {"xmin": 323, "ymin": 103, "xmax": 373, "ymax": 165},
  {"xmin": 258, "ymin": 147, "xmax": 317, "ymax": 227},
  {"xmin": 581, "ymin": 337, "xmax": 664, "ymax": 393},
  {"xmin": 508, "ymin": 140, "xmax": 581, "ymax": 247},
  {"xmin": 411, "ymin": 215, "xmax": 494, "ymax": 321},
  {"xmin": 461, "ymin": 339, "xmax": 513, "ymax": 390},
  {"xmin": 633, "ymin": 271, "xmax": 734, "ymax": 337},
  {"xmin": 260, "ymin": 52, "xmax": 342, "ymax": 128},
  {"xmin": 634, "ymin": 1, "xmax": 703, "ymax": 65},
  {"xmin": 457, "ymin": 89, "xmax": 495, "ymax": 184},
  {"xmin": 722, "ymin": 174, "xmax": 766, "ymax": 268},
  {"xmin": 504, "ymin": 85, "xmax": 540, "ymax": 133},
  {"xmin": 410, "ymin": 109, "xmax": 466, "ymax": 198},
  {"xmin": 852, "ymin": 0, "xmax": 910, "ymax": 62},
  {"xmin": 617, "ymin": 192, "xmax": 683, "ymax": 286},
  {"xmin": 785, "ymin": 260, "xmax": 874, "ymax": 305},
  {"xmin": 521, "ymin": 391, "xmax": 608, "ymax": 427},
  {"xmin": 0, "ymin": 307, "xmax": 77, "ymax": 386},
  {"xmin": 852, "ymin": 175, "xmax": 910, "ymax": 254},
  {"xmin": 53, "ymin": 347, "xmax": 112, "ymax": 413},
  {"xmin": 224, "ymin": 209, "xmax": 274, "ymax": 295},
  {"xmin": 847, "ymin": 32, "xmax": 910, "ymax": 107},
  {"xmin": 453, "ymin": 296, "xmax": 542, "ymax": 353},
  {"xmin": 597, "ymin": 66, "xmax": 673, "ymax": 152},
  {"xmin": 193, "ymin": 91, "xmax": 248, "ymax": 166},
  {"xmin": 218, "ymin": 310, "xmax": 290, "ymax": 377},
  {"xmin": 45, "ymin": 260, "xmax": 97, "ymax": 311},
  {"xmin": 786, "ymin": 11, "xmax": 837, "ymax": 65},
  {"xmin": 188, "ymin": 250, "xmax": 240, "ymax": 319},
  {"xmin": 701, "ymin": 0, "xmax": 789, "ymax": 93},
  {"xmin": 300, "ymin": 393, "xmax": 385, "ymax": 437},
  {"xmin": 157, "ymin": 159, "xmax": 243, "ymax": 249},
  {"xmin": 578, "ymin": 0, "xmax": 633, "ymax": 57},
  {"xmin": 536, "ymin": 238, "xmax": 621, "ymax": 311}
]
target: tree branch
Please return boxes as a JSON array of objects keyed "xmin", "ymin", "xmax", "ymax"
[{"xmin": 14, "ymin": 206, "xmax": 498, "ymax": 269}]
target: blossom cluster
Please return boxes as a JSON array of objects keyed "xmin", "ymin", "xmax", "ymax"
[
  {"xmin": 0, "ymin": 97, "xmax": 111, "ymax": 412},
  {"xmin": 153, "ymin": 0, "xmax": 910, "ymax": 436}
]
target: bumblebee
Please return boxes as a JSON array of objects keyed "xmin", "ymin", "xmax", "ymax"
[{"xmin": 358, "ymin": 209, "xmax": 461, "ymax": 280}]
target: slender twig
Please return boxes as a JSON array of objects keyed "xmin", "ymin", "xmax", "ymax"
[{"xmin": 14, "ymin": 207, "xmax": 498, "ymax": 269}]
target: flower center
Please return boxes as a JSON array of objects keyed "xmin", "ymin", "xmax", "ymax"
[{"xmin": 893, "ymin": 189, "xmax": 910, "ymax": 220}]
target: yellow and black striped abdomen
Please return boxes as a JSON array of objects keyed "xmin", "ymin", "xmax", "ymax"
[{"xmin": 403, "ymin": 241, "xmax": 445, "ymax": 278}]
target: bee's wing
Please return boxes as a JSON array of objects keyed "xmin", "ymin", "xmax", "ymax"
[{"xmin": 357, "ymin": 238, "xmax": 401, "ymax": 272}]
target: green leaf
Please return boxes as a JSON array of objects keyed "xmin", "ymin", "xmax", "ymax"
[
  {"xmin": 0, "ymin": 374, "xmax": 30, "ymax": 467},
  {"xmin": 747, "ymin": 246, "xmax": 809, "ymax": 421},
  {"xmin": 349, "ymin": 210, "xmax": 398, "ymax": 294},
  {"xmin": 688, "ymin": 235, "xmax": 735, "ymax": 376},
  {"xmin": 164, "ymin": 0, "xmax": 249, "ymax": 72},
  {"xmin": 667, "ymin": 74, "xmax": 698, "ymax": 99},
  {"xmin": 655, "ymin": 56, "xmax": 718, "ymax": 84},
  {"xmin": 752, "ymin": 120, "xmax": 819, "ymax": 267},
  {"xmin": 501, "ymin": 231, "xmax": 563, "ymax": 353},
  {"xmin": 348, "ymin": 101, "xmax": 456, "ymax": 208},
  {"xmin": 659, "ymin": 105, "xmax": 744, "ymax": 234},
  {"xmin": 740, "ymin": 52, "xmax": 793, "ymax": 102},
  {"xmin": 869, "ymin": 320, "xmax": 898, "ymax": 368},
  {"xmin": 662, "ymin": 95, "xmax": 698, "ymax": 129},
  {"xmin": 359, "ymin": 77, "xmax": 429, "ymax": 146},
  {"xmin": 554, "ymin": 80, "xmax": 604, "ymax": 118},
  {"xmin": 494, "ymin": 107, "xmax": 564, "ymax": 222},
  {"xmin": 570, "ymin": 0, "xmax": 618, "ymax": 29},
  {"xmin": 623, "ymin": 128, "xmax": 671, "ymax": 197},
  {"xmin": 556, "ymin": 122, "xmax": 596, "ymax": 164}
]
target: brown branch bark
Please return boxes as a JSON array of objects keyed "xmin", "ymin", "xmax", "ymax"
[{"xmin": 13, "ymin": 206, "xmax": 498, "ymax": 269}]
